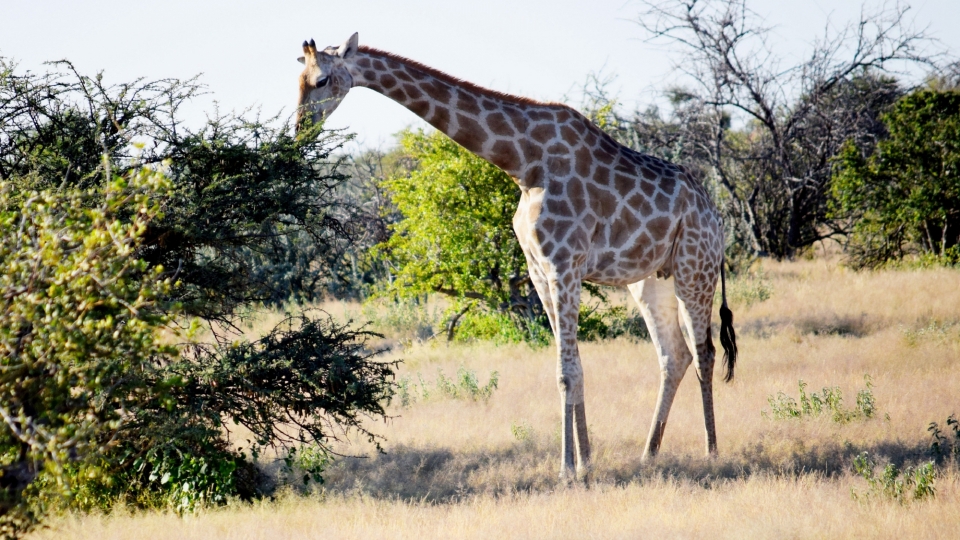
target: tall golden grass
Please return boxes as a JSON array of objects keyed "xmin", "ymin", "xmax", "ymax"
[{"xmin": 32, "ymin": 258, "xmax": 960, "ymax": 539}]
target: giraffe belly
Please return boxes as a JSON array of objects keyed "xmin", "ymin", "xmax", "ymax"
[{"xmin": 582, "ymin": 240, "xmax": 671, "ymax": 287}]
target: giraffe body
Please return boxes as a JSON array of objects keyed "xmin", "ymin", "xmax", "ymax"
[{"xmin": 298, "ymin": 34, "xmax": 737, "ymax": 479}]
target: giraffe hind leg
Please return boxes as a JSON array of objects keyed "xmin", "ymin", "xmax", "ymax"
[
  {"xmin": 675, "ymin": 273, "xmax": 720, "ymax": 456},
  {"xmin": 628, "ymin": 276, "xmax": 693, "ymax": 460}
]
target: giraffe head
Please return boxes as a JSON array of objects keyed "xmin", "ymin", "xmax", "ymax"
[{"xmin": 296, "ymin": 32, "xmax": 359, "ymax": 130}]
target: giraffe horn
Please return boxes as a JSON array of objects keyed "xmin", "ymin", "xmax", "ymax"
[{"xmin": 309, "ymin": 38, "xmax": 316, "ymax": 49}]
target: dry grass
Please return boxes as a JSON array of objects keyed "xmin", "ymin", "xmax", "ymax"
[{"xmin": 32, "ymin": 258, "xmax": 960, "ymax": 539}]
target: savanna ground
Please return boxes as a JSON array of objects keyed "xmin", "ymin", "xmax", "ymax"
[{"xmin": 33, "ymin": 257, "xmax": 960, "ymax": 539}]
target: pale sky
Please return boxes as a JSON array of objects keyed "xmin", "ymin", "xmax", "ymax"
[{"xmin": 2, "ymin": 1, "xmax": 958, "ymax": 150}]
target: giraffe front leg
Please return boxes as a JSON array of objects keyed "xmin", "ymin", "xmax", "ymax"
[
  {"xmin": 528, "ymin": 263, "xmax": 590, "ymax": 481},
  {"xmin": 628, "ymin": 276, "xmax": 693, "ymax": 461}
]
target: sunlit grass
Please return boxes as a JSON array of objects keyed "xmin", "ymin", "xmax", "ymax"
[{"xmin": 32, "ymin": 258, "xmax": 960, "ymax": 539}]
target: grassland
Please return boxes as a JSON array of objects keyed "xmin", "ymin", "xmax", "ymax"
[{"xmin": 32, "ymin": 258, "xmax": 960, "ymax": 539}]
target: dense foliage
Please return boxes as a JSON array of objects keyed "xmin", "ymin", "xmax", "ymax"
[
  {"xmin": 0, "ymin": 171, "xmax": 177, "ymax": 535},
  {"xmin": 374, "ymin": 129, "xmax": 546, "ymax": 341},
  {"xmin": 831, "ymin": 90, "xmax": 960, "ymax": 268},
  {"xmin": 0, "ymin": 58, "xmax": 398, "ymax": 533}
]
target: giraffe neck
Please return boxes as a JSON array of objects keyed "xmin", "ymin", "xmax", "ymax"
[{"xmin": 349, "ymin": 46, "xmax": 554, "ymax": 180}]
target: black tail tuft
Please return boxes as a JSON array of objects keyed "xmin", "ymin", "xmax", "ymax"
[{"xmin": 719, "ymin": 302, "xmax": 737, "ymax": 382}]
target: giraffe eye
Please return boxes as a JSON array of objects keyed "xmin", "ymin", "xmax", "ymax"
[{"xmin": 316, "ymin": 77, "xmax": 329, "ymax": 88}]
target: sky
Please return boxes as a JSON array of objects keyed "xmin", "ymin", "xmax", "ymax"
[{"xmin": 2, "ymin": 0, "xmax": 958, "ymax": 151}]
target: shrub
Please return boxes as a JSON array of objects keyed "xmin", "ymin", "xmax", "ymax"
[
  {"xmin": 851, "ymin": 452, "xmax": 937, "ymax": 504},
  {"xmin": 765, "ymin": 376, "xmax": 876, "ymax": 423},
  {"xmin": 0, "ymin": 170, "xmax": 177, "ymax": 535}
]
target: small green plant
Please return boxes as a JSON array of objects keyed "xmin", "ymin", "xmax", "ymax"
[
  {"xmin": 396, "ymin": 368, "xmax": 499, "ymax": 406},
  {"xmin": 928, "ymin": 414, "xmax": 960, "ymax": 462},
  {"xmin": 901, "ymin": 321, "xmax": 956, "ymax": 346},
  {"xmin": 281, "ymin": 444, "xmax": 331, "ymax": 490},
  {"xmin": 722, "ymin": 269, "xmax": 773, "ymax": 307},
  {"xmin": 764, "ymin": 375, "xmax": 876, "ymax": 423},
  {"xmin": 851, "ymin": 452, "xmax": 936, "ymax": 503},
  {"xmin": 510, "ymin": 420, "xmax": 533, "ymax": 442}
]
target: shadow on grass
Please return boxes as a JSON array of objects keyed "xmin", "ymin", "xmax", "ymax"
[{"xmin": 317, "ymin": 435, "xmax": 934, "ymax": 502}]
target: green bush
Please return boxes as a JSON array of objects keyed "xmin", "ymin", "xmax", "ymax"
[
  {"xmin": 0, "ymin": 170, "xmax": 177, "ymax": 535},
  {"xmin": 852, "ymin": 452, "xmax": 936, "ymax": 504},
  {"xmin": 765, "ymin": 376, "xmax": 876, "ymax": 423}
]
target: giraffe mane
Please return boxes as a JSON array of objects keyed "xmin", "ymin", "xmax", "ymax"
[{"xmin": 358, "ymin": 45, "xmax": 570, "ymax": 110}]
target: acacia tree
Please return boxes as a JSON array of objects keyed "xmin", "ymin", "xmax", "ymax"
[
  {"xmin": 634, "ymin": 0, "xmax": 933, "ymax": 257},
  {"xmin": 0, "ymin": 58, "xmax": 397, "ymax": 525},
  {"xmin": 831, "ymin": 89, "xmax": 960, "ymax": 267}
]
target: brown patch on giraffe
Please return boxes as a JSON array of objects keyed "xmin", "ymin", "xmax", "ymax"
[
  {"xmin": 524, "ymin": 166, "xmax": 545, "ymax": 188},
  {"xmin": 547, "ymin": 142, "xmax": 568, "ymax": 155},
  {"xmin": 487, "ymin": 112, "xmax": 514, "ymax": 137},
  {"xmin": 639, "ymin": 180, "xmax": 656, "ymax": 198},
  {"xmin": 547, "ymin": 180, "xmax": 564, "ymax": 196},
  {"xmin": 481, "ymin": 98, "xmax": 498, "ymax": 111},
  {"xmin": 575, "ymin": 146, "xmax": 592, "ymax": 177},
  {"xmin": 408, "ymin": 100, "xmax": 430, "ymax": 117},
  {"xmin": 530, "ymin": 110, "xmax": 555, "ymax": 121},
  {"xmin": 567, "ymin": 227, "xmax": 588, "ymax": 252},
  {"xmin": 609, "ymin": 221, "xmax": 632, "ymax": 248},
  {"xmin": 380, "ymin": 74, "xmax": 397, "ymax": 90},
  {"xmin": 548, "ymin": 157, "xmax": 571, "ymax": 177},
  {"xmin": 596, "ymin": 251, "xmax": 616, "ymax": 271},
  {"xmin": 556, "ymin": 109, "xmax": 572, "ymax": 122},
  {"xmin": 596, "ymin": 148, "xmax": 615, "ymax": 165},
  {"xmin": 423, "ymin": 80, "xmax": 452, "ymax": 102},
  {"xmin": 505, "ymin": 107, "xmax": 529, "ymax": 133},
  {"xmin": 453, "ymin": 114, "xmax": 487, "ymax": 151},
  {"xmin": 599, "ymin": 137, "xmax": 617, "ymax": 154},
  {"xmin": 520, "ymin": 140, "xmax": 543, "ymax": 163},
  {"xmin": 572, "ymin": 119, "xmax": 589, "ymax": 135},
  {"xmin": 615, "ymin": 159, "xmax": 636, "ymax": 174},
  {"xmin": 613, "ymin": 174, "xmax": 635, "ymax": 198},
  {"xmin": 546, "ymin": 197, "xmax": 574, "ymax": 217},
  {"xmin": 531, "ymin": 124, "xmax": 557, "ymax": 144},
  {"xmin": 402, "ymin": 84, "xmax": 422, "ymax": 100},
  {"xmin": 659, "ymin": 174, "xmax": 676, "ymax": 194},
  {"xmin": 585, "ymin": 130, "xmax": 598, "ymax": 146},
  {"xmin": 553, "ymin": 220, "xmax": 574, "ymax": 242},
  {"xmin": 648, "ymin": 216, "xmax": 672, "ymax": 241},
  {"xmin": 585, "ymin": 184, "xmax": 616, "ymax": 218},
  {"xmin": 541, "ymin": 241, "xmax": 556, "ymax": 257},
  {"xmin": 560, "ymin": 125, "xmax": 579, "ymax": 145},
  {"xmin": 568, "ymin": 179, "xmax": 586, "ymax": 215},
  {"xmin": 429, "ymin": 106, "xmax": 451, "ymax": 132},
  {"xmin": 372, "ymin": 59, "xmax": 386, "ymax": 71},
  {"xmin": 622, "ymin": 240, "xmax": 648, "ymax": 262},
  {"xmin": 387, "ymin": 86, "xmax": 407, "ymax": 103},
  {"xmin": 363, "ymin": 70, "xmax": 377, "ymax": 81},
  {"xmin": 491, "ymin": 140, "xmax": 521, "ymax": 172},
  {"xmin": 654, "ymin": 192, "xmax": 671, "ymax": 213},
  {"xmin": 456, "ymin": 93, "xmax": 482, "ymax": 116},
  {"xmin": 593, "ymin": 166, "xmax": 611, "ymax": 186},
  {"xmin": 395, "ymin": 70, "xmax": 413, "ymax": 82},
  {"xmin": 554, "ymin": 246, "xmax": 571, "ymax": 263},
  {"xmin": 356, "ymin": 57, "xmax": 372, "ymax": 69},
  {"xmin": 642, "ymin": 168, "xmax": 658, "ymax": 181},
  {"xmin": 620, "ymin": 210, "xmax": 642, "ymax": 236}
]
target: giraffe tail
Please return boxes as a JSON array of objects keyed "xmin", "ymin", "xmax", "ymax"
[{"xmin": 719, "ymin": 259, "xmax": 738, "ymax": 383}]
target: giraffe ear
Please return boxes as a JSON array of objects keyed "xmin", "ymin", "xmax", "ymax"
[
  {"xmin": 297, "ymin": 56, "xmax": 305, "ymax": 64},
  {"xmin": 338, "ymin": 32, "xmax": 359, "ymax": 59}
]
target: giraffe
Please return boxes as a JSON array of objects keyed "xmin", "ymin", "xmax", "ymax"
[{"xmin": 296, "ymin": 33, "xmax": 738, "ymax": 480}]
